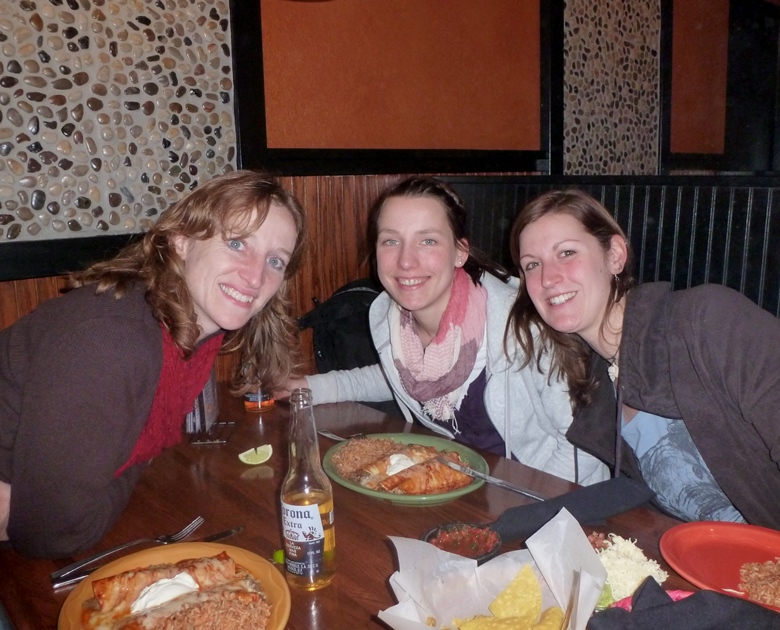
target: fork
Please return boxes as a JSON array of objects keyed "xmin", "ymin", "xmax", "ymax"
[
  {"xmin": 50, "ymin": 515, "xmax": 204, "ymax": 581},
  {"xmin": 317, "ymin": 429, "xmax": 365, "ymax": 441}
]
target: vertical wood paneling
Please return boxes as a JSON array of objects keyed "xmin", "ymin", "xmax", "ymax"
[
  {"xmin": 0, "ymin": 282, "xmax": 17, "ymax": 330},
  {"xmin": 0, "ymin": 276, "xmax": 68, "ymax": 330},
  {"xmin": 280, "ymin": 174, "xmax": 405, "ymax": 375},
  {"xmin": 281, "ymin": 174, "xmax": 402, "ymax": 317}
]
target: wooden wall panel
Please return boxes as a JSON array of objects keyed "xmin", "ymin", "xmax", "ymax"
[
  {"xmin": 281, "ymin": 174, "xmax": 402, "ymax": 309},
  {"xmin": 279, "ymin": 174, "xmax": 404, "ymax": 375},
  {"xmin": 0, "ymin": 175, "xmax": 409, "ymax": 382},
  {"xmin": 0, "ymin": 276, "xmax": 68, "ymax": 330}
]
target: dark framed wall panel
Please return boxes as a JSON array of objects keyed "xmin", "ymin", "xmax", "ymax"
[
  {"xmin": 661, "ymin": 0, "xmax": 780, "ymax": 173},
  {"xmin": 1, "ymin": 2, "xmax": 565, "ymax": 282},
  {"xmin": 230, "ymin": 0, "xmax": 563, "ymax": 175}
]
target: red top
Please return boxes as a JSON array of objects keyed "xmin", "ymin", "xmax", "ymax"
[{"xmin": 115, "ymin": 326, "xmax": 224, "ymax": 476}]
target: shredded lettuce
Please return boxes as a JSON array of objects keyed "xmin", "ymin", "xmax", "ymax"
[{"xmin": 597, "ymin": 534, "xmax": 668, "ymax": 601}]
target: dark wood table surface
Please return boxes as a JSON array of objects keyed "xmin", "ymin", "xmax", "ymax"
[{"xmin": 0, "ymin": 390, "xmax": 695, "ymax": 629}]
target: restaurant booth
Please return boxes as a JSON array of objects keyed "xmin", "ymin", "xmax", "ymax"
[{"xmin": 1, "ymin": 0, "xmax": 779, "ymax": 628}]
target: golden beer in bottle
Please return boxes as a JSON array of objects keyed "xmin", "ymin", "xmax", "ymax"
[{"xmin": 280, "ymin": 388, "xmax": 335, "ymax": 590}]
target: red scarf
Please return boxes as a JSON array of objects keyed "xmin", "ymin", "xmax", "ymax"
[{"xmin": 115, "ymin": 326, "xmax": 224, "ymax": 477}]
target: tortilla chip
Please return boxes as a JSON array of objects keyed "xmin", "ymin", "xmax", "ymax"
[
  {"xmin": 488, "ymin": 564, "xmax": 542, "ymax": 623},
  {"xmin": 533, "ymin": 606, "xmax": 564, "ymax": 629},
  {"xmin": 459, "ymin": 616, "xmax": 533, "ymax": 630}
]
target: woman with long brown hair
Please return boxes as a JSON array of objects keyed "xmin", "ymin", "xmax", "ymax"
[
  {"xmin": 510, "ymin": 188, "xmax": 780, "ymax": 528},
  {"xmin": 0, "ymin": 170, "xmax": 307, "ymax": 558}
]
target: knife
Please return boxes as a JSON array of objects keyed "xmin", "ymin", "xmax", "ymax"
[
  {"xmin": 51, "ymin": 526, "xmax": 245, "ymax": 590},
  {"xmin": 442, "ymin": 459, "xmax": 546, "ymax": 502}
]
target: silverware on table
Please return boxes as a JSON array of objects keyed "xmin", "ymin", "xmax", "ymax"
[
  {"xmin": 317, "ymin": 429, "xmax": 347, "ymax": 441},
  {"xmin": 197, "ymin": 525, "xmax": 245, "ymax": 542},
  {"xmin": 441, "ymin": 459, "xmax": 546, "ymax": 502},
  {"xmin": 188, "ymin": 421, "xmax": 237, "ymax": 445},
  {"xmin": 318, "ymin": 429, "xmax": 366, "ymax": 441},
  {"xmin": 50, "ymin": 515, "xmax": 205, "ymax": 582},
  {"xmin": 51, "ymin": 525, "xmax": 244, "ymax": 590}
]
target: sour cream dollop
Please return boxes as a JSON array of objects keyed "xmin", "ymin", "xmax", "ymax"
[
  {"xmin": 386, "ymin": 453, "xmax": 417, "ymax": 476},
  {"xmin": 130, "ymin": 572, "xmax": 199, "ymax": 614}
]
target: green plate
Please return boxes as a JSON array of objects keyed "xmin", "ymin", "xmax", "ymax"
[{"xmin": 322, "ymin": 433, "xmax": 487, "ymax": 505}]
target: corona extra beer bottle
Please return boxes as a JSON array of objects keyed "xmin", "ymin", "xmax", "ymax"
[{"xmin": 280, "ymin": 388, "xmax": 336, "ymax": 589}]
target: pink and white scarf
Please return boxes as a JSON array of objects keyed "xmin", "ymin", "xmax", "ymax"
[{"xmin": 390, "ymin": 268, "xmax": 487, "ymax": 421}]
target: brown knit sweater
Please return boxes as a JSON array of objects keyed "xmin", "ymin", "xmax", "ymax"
[{"xmin": 0, "ymin": 283, "xmax": 221, "ymax": 558}]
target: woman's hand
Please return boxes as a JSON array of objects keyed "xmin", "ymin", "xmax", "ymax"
[{"xmin": 274, "ymin": 377, "xmax": 310, "ymax": 401}]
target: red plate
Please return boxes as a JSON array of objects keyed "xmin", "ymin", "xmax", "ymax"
[{"xmin": 660, "ymin": 521, "xmax": 780, "ymax": 612}]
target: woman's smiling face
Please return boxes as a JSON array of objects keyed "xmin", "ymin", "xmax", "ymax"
[
  {"xmin": 518, "ymin": 211, "xmax": 625, "ymax": 348},
  {"xmin": 174, "ymin": 202, "xmax": 298, "ymax": 340},
  {"xmin": 375, "ymin": 195, "xmax": 467, "ymax": 333}
]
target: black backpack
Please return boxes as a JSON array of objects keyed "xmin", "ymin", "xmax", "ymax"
[{"xmin": 298, "ymin": 278, "xmax": 402, "ymax": 416}]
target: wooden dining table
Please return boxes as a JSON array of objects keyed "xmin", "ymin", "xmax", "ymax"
[{"xmin": 0, "ymin": 388, "xmax": 695, "ymax": 629}]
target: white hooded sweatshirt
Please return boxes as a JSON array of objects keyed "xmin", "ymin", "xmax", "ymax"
[{"xmin": 306, "ymin": 273, "xmax": 608, "ymax": 485}]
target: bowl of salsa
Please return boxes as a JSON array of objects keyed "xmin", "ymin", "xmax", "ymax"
[{"xmin": 421, "ymin": 522, "xmax": 502, "ymax": 565}]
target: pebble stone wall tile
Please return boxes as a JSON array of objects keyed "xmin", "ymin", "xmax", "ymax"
[
  {"xmin": 0, "ymin": 0, "xmax": 237, "ymax": 242},
  {"xmin": 563, "ymin": 0, "xmax": 660, "ymax": 175}
]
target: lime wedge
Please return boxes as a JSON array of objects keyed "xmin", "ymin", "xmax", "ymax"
[{"xmin": 238, "ymin": 444, "xmax": 273, "ymax": 465}]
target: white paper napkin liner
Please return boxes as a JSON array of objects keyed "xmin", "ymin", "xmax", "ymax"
[
  {"xmin": 378, "ymin": 593, "xmax": 436, "ymax": 630},
  {"xmin": 382, "ymin": 509, "xmax": 607, "ymax": 630},
  {"xmin": 385, "ymin": 537, "xmax": 559, "ymax": 630},
  {"xmin": 526, "ymin": 507, "xmax": 607, "ymax": 630}
]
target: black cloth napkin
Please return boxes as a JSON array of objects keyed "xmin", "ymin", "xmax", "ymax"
[
  {"xmin": 489, "ymin": 477, "xmax": 656, "ymax": 543},
  {"xmin": 589, "ymin": 576, "xmax": 780, "ymax": 629}
]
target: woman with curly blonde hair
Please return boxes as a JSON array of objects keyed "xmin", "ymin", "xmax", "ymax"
[{"xmin": 0, "ymin": 170, "xmax": 306, "ymax": 558}]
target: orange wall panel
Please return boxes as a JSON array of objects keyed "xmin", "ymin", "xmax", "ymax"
[
  {"xmin": 260, "ymin": 0, "xmax": 540, "ymax": 151},
  {"xmin": 671, "ymin": 0, "xmax": 730, "ymax": 154}
]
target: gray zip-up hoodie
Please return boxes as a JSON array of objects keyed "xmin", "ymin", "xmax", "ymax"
[{"xmin": 568, "ymin": 282, "xmax": 780, "ymax": 527}]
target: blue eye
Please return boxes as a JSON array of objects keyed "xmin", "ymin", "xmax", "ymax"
[
  {"xmin": 268, "ymin": 256, "xmax": 287, "ymax": 271},
  {"xmin": 228, "ymin": 239, "xmax": 244, "ymax": 251},
  {"xmin": 524, "ymin": 261, "xmax": 540, "ymax": 272}
]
